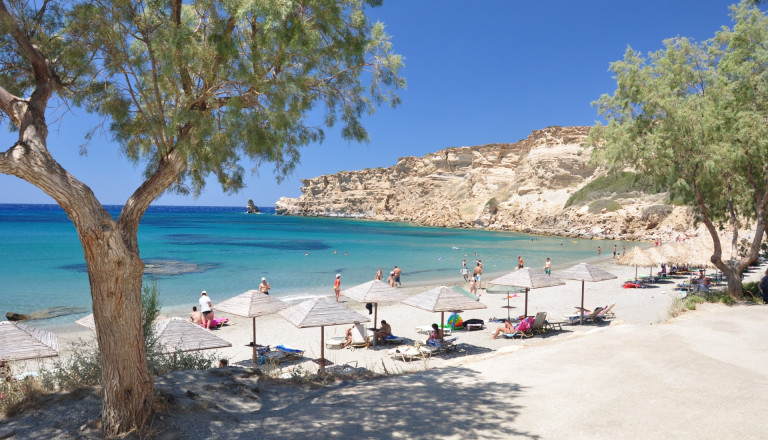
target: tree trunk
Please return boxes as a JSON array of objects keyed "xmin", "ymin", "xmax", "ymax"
[{"xmin": 82, "ymin": 224, "xmax": 154, "ymax": 435}]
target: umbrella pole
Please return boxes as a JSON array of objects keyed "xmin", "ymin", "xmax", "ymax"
[
  {"xmin": 524, "ymin": 288, "xmax": 529, "ymax": 317},
  {"xmin": 580, "ymin": 280, "xmax": 585, "ymax": 325},
  {"xmin": 441, "ymin": 311, "xmax": 445, "ymax": 336},
  {"xmin": 507, "ymin": 294, "xmax": 511, "ymax": 321},
  {"xmin": 252, "ymin": 317, "xmax": 257, "ymax": 365},
  {"xmin": 373, "ymin": 303, "xmax": 378, "ymax": 347},
  {"xmin": 320, "ymin": 326, "xmax": 326, "ymax": 374}
]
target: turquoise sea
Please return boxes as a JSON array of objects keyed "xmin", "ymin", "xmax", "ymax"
[{"xmin": 0, "ymin": 204, "xmax": 637, "ymax": 327}]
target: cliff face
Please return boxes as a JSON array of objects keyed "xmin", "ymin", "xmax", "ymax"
[{"xmin": 275, "ymin": 126, "xmax": 698, "ymax": 241}]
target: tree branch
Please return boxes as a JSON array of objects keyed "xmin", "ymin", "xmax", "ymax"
[{"xmin": 118, "ymin": 148, "xmax": 186, "ymax": 235}]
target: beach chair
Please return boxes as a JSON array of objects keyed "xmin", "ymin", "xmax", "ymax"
[
  {"xmin": 275, "ymin": 344, "xmax": 305, "ymax": 361},
  {"xmin": 529, "ymin": 312, "xmax": 547, "ymax": 334},
  {"xmin": 597, "ymin": 304, "xmax": 615, "ymax": 319},
  {"xmin": 381, "ymin": 334, "xmax": 404, "ymax": 345},
  {"xmin": 388, "ymin": 345, "xmax": 432, "ymax": 362},
  {"xmin": 564, "ymin": 307, "xmax": 604, "ymax": 324},
  {"xmin": 350, "ymin": 323, "xmax": 371, "ymax": 349}
]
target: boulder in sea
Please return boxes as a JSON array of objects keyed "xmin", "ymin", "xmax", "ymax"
[{"xmin": 246, "ymin": 199, "xmax": 260, "ymax": 214}]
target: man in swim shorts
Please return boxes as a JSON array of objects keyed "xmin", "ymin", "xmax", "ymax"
[
  {"xmin": 473, "ymin": 262, "xmax": 483, "ymax": 289},
  {"xmin": 189, "ymin": 306, "xmax": 202, "ymax": 324},
  {"xmin": 199, "ymin": 291, "xmax": 213, "ymax": 330},
  {"xmin": 393, "ymin": 266, "xmax": 402, "ymax": 287}
]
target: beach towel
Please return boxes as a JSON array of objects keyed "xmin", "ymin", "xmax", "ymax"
[
  {"xmin": 201, "ymin": 317, "xmax": 228, "ymax": 329},
  {"xmin": 516, "ymin": 317, "xmax": 533, "ymax": 333}
]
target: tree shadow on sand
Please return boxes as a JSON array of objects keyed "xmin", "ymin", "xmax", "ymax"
[{"xmin": 155, "ymin": 366, "xmax": 539, "ymax": 440}]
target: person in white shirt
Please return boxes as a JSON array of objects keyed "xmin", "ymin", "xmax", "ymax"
[{"xmin": 199, "ymin": 291, "xmax": 213, "ymax": 330}]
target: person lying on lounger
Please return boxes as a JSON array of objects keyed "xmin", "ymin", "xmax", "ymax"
[{"xmin": 491, "ymin": 317, "xmax": 532, "ymax": 338}]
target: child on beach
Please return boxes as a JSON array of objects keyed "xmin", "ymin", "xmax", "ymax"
[
  {"xmin": 470, "ymin": 276, "xmax": 478, "ymax": 296},
  {"xmin": 334, "ymin": 274, "xmax": 341, "ymax": 302},
  {"xmin": 544, "ymin": 258, "xmax": 552, "ymax": 276}
]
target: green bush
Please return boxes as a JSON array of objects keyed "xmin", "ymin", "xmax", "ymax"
[
  {"xmin": 587, "ymin": 199, "xmax": 622, "ymax": 214},
  {"xmin": 684, "ymin": 295, "xmax": 706, "ymax": 310},
  {"xmin": 566, "ymin": 172, "xmax": 660, "ymax": 208}
]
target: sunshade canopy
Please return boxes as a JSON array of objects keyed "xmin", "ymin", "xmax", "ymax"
[
  {"xmin": 0, "ymin": 321, "xmax": 59, "ymax": 361},
  {"xmin": 153, "ymin": 317, "xmax": 232, "ymax": 353},
  {"xmin": 617, "ymin": 247, "xmax": 655, "ymax": 268},
  {"xmin": 342, "ymin": 280, "xmax": 406, "ymax": 303},
  {"xmin": 557, "ymin": 263, "xmax": 617, "ymax": 283},
  {"xmin": 215, "ymin": 290, "xmax": 289, "ymax": 318},
  {"xmin": 401, "ymin": 286, "xmax": 488, "ymax": 313},
  {"xmin": 279, "ymin": 297, "xmax": 370, "ymax": 328},
  {"xmin": 75, "ymin": 313, "xmax": 95, "ymax": 330},
  {"xmin": 489, "ymin": 268, "xmax": 566, "ymax": 289}
]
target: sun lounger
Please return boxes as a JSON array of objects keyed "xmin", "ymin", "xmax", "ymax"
[
  {"xmin": 325, "ymin": 336, "xmax": 347, "ymax": 349},
  {"xmin": 388, "ymin": 345, "xmax": 433, "ymax": 361},
  {"xmin": 381, "ymin": 334, "xmax": 404, "ymax": 345},
  {"xmin": 414, "ymin": 325, "xmax": 452, "ymax": 336},
  {"xmin": 426, "ymin": 336, "xmax": 458, "ymax": 353},
  {"xmin": 529, "ymin": 312, "xmax": 547, "ymax": 334},
  {"xmin": 351, "ymin": 323, "xmax": 371, "ymax": 348},
  {"xmin": 564, "ymin": 306, "xmax": 604, "ymax": 324},
  {"xmin": 275, "ymin": 344, "xmax": 305, "ymax": 360}
]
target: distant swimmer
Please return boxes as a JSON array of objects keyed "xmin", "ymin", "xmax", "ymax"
[
  {"xmin": 452, "ymin": 246, "xmax": 460, "ymax": 250},
  {"xmin": 305, "ymin": 251, "xmax": 309, "ymax": 256}
]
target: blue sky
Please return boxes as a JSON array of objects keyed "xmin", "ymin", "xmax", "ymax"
[{"xmin": 0, "ymin": 0, "xmax": 746, "ymax": 207}]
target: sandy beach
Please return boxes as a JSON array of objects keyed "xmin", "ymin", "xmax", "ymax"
[{"xmin": 3, "ymin": 257, "xmax": 768, "ymax": 439}]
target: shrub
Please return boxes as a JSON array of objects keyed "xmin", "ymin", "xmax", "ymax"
[
  {"xmin": 587, "ymin": 199, "xmax": 621, "ymax": 213},
  {"xmin": 566, "ymin": 172, "xmax": 660, "ymax": 208},
  {"xmin": 684, "ymin": 295, "xmax": 706, "ymax": 310}
]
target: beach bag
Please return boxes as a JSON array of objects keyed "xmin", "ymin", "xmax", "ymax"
[{"xmin": 463, "ymin": 318, "xmax": 484, "ymax": 326}]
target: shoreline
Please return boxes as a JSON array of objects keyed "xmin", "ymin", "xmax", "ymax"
[{"xmin": 41, "ymin": 255, "xmax": 766, "ymax": 377}]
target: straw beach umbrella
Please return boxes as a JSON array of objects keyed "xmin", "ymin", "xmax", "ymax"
[
  {"xmin": 485, "ymin": 285, "xmax": 522, "ymax": 321},
  {"xmin": 0, "ymin": 321, "xmax": 59, "ymax": 361},
  {"xmin": 278, "ymin": 297, "xmax": 369, "ymax": 373},
  {"xmin": 342, "ymin": 280, "xmax": 406, "ymax": 346},
  {"xmin": 215, "ymin": 290, "xmax": 289, "ymax": 364},
  {"xmin": 617, "ymin": 246, "xmax": 655, "ymax": 279},
  {"xmin": 401, "ymin": 286, "xmax": 488, "ymax": 332},
  {"xmin": 557, "ymin": 263, "xmax": 617, "ymax": 324},
  {"xmin": 152, "ymin": 317, "xmax": 232, "ymax": 353},
  {"xmin": 488, "ymin": 268, "xmax": 566, "ymax": 317},
  {"xmin": 75, "ymin": 313, "xmax": 95, "ymax": 330}
]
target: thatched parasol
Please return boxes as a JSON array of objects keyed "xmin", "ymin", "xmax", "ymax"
[
  {"xmin": 215, "ymin": 290, "xmax": 289, "ymax": 364},
  {"xmin": 342, "ymin": 280, "xmax": 406, "ymax": 346},
  {"xmin": 617, "ymin": 246, "xmax": 656, "ymax": 278},
  {"xmin": 485, "ymin": 285, "xmax": 523, "ymax": 320},
  {"xmin": 488, "ymin": 268, "xmax": 565, "ymax": 317},
  {"xmin": 401, "ymin": 285, "xmax": 488, "ymax": 331},
  {"xmin": 278, "ymin": 297, "xmax": 369, "ymax": 373},
  {"xmin": 153, "ymin": 317, "xmax": 232, "ymax": 353},
  {"xmin": 557, "ymin": 263, "xmax": 617, "ymax": 324},
  {"xmin": 0, "ymin": 321, "xmax": 59, "ymax": 361},
  {"xmin": 75, "ymin": 313, "xmax": 95, "ymax": 330}
]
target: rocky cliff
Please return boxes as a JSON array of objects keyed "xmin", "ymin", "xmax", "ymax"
[{"xmin": 275, "ymin": 126, "xmax": 699, "ymax": 241}]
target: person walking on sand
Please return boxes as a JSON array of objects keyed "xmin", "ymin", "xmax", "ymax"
[
  {"xmin": 375, "ymin": 268, "xmax": 383, "ymax": 281},
  {"xmin": 469, "ymin": 276, "xmax": 478, "ymax": 296},
  {"xmin": 544, "ymin": 257, "xmax": 552, "ymax": 276},
  {"xmin": 393, "ymin": 266, "xmax": 402, "ymax": 288},
  {"xmin": 334, "ymin": 274, "xmax": 341, "ymax": 302},
  {"xmin": 460, "ymin": 266, "xmax": 470, "ymax": 282},
  {"xmin": 199, "ymin": 291, "xmax": 213, "ymax": 330},
  {"xmin": 259, "ymin": 277, "xmax": 271, "ymax": 295},
  {"xmin": 473, "ymin": 262, "xmax": 483, "ymax": 289}
]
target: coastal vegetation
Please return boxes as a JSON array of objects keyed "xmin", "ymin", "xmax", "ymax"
[
  {"xmin": 564, "ymin": 172, "xmax": 658, "ymax": 208},
  {"xmin": 591, "ymin": 0, "xmax": 768, "ymax": 299},
  {"xmin": 1, "ymin": 284, "xmax": 215, "ymax": 418},
  {"xmin": 0, "ymin": 0, "xmax": 403, "ymax": 435}
]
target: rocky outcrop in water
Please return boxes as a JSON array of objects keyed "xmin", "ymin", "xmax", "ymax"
[
  {"xmin": 246, "ymin": 199, "xmax": 260, "ymax": 214},
  {"xmin": 275, "ymin": 126, "xmax": 699, "ymax": 241}
]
